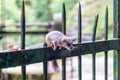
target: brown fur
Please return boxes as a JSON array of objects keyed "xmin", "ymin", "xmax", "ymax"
[{"xmin": 45, "ymin": 31, "xmax": 76, "ymax": 50}]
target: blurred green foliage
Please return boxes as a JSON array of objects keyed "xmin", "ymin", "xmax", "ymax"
[
  {"xmin": 0, "ymin": 0, "xmax": 78, "ymax": 47},
  {"xmin": 0, "ymin": 0, "xmax": 113, "ymax": 47},
  {"xmin": 67, "ymin": 0, "xmax": 113, "ymax": 39},
  {"xmin": 0, "ymin": 0, "xmax": 78, "ymax": 23}
]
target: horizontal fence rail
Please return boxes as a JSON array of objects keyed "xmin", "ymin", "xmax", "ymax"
[
  {"xmin": 0, "ymin": 31, "xmax": 48, "ymax": 35},
  {"xmin": 0, "ymin": 39, "xmax": 119, "ymax": 69},
  {"xmin": 0, "ymin": 21, "xmax": 54, "ymax": 35},
  {"xmin": 0, "ymin": 22, "xmax": 52, "ymax": 28}
]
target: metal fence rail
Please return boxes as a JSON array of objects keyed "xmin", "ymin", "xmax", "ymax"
[
  {"xmin": 0, "ymin": 0, "xmax": 120, "ymax": 80},
  {"xmin": 0, "ymin": 39, "xmax": 119, "ymax": 67}
]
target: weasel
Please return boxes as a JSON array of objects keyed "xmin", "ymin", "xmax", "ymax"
[{"xmin": 45, "ymin": 31, "xmax": 76, "ymax": 51}]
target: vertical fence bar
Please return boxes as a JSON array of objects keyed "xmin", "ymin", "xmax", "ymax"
[
  {"xmin": 70, "ymin": 58, "xmax": 74, "ymax": 78},
  {"xmin": 113, "ymin": 0, "xmax": 118, "ymax": 80},
  {"xmin": 104, "ymin": 6, "xmax": 108, "ymax": 80},
  {"xmin": 1, "ymin": 0, "xmax": 6, "ymax": 50},
  {"xmin": 113, "ymin": 0, "xmax": 120, "ymax": 80},
  {"xmin": 92, "ymin": 14, "xmax": 99, "ymax": 80},
  {"xmin": 0, "ymin": 0, "xmax": 4, "ymax": 79},
  {"xmin": 43, "ymin": 43, "xmax": 48, "ymax": 80},
  {"xmin": 21, "ymin": 0, "xmax": 26, "ymax": 80},
  {"xmin": 62, "ymin": 3, "xmax": 66, "ymax": 80},
  {"xmin": 78, "ymin": 3, "xmax": 82, "ymax": 80}
]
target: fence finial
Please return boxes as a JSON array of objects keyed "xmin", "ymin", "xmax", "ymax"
[
  {"xmin": 105, "ymin": 6, "xmax": 108, "ymax": 40},
  {"xmin": 62, "ymin": 3, "xmax": 66, "ymax": 35},
  {"xmin": 78, "ymin": 2, "xmax": 82, "ymax": 43},
  {"xmin": 92, "ymin": 13, "xmax": 99, "ymax": 41}
]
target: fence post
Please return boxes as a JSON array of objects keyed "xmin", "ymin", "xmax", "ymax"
[
  {"xmin": 62, "ymin": 3, "xmax": 66, "ymax": 80},
  {"xmin": 21, "ymin": 0, "xmax": 26, "ymax": 80},
  {"xmin": 113, "ymin": 0, "xmax": 120, "ymax": 80},
  {"xmin": 78, "ymin": 3, "xmax": 82, "ymax": 80}
]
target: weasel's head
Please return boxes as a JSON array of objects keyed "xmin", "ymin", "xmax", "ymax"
[
  {"xmin": 61, "ymin": 37, "xmax": 75, "ymax": 44},
  {"xmin": 60, "ymin": 37, "xmax": 76, "ymax": 50}
]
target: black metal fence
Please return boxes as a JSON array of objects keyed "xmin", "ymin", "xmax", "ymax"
[{"xmin": 0, "ymin": 0, "xmax": 120, "ymax": 80}]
